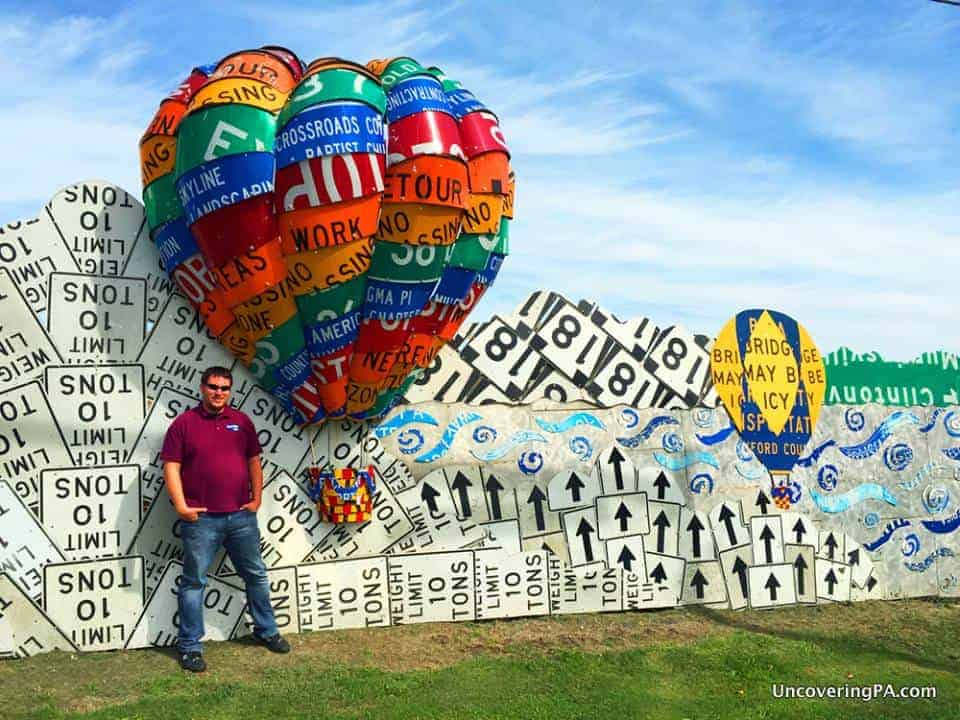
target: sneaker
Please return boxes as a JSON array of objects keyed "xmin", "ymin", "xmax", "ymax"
[
  {"xmin": 179, "ymin": 651, "xmax": 206, "ymax": 673},
  {"xmin": 258, "ymin": 634, "xmax": 291, "ymax": 654}
]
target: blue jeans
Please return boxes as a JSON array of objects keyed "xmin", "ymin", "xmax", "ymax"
[{"xmin": 177, "ymin": 510, "xmax": 278, "ymax": 654}]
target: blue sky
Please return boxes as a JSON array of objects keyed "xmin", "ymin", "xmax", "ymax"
[{"xmin": 1, "ymin": 0, "xmax": 958, "ymax": 359}]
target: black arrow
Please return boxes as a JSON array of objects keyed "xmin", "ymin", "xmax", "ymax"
[
  {"xmin": 794, "ymin": 553, "xmax": 808, "ymax": 596},
  {"xmin": 756, "ymin": 489, "xmax": 771, "ymax": 515},
  {"xmin": 759, "ymin": 524, "xmax": 775, "ymax": 564},
  {"xmin": 866, "ymin": 575, "xmax": 877, "ymax": 592},
  {"xmin": 847, "ymin": 548, "xmax": 860, "ymax": 567},
  {"xmin": 825, "ymin": 568, "xmax": 838, "ymax": 595},
  {"xmin": 792, "ymin": 518, "xmax": 807, "ymax": 544},
  {"xmin": 541, "ymin": 542, "xmax": 555, "ymax": 555},
  {"xmin": 576, "ymin": 518, "xmax": 596, "ymax": 562},
  {"xmin": 420, "ymin": 482, "xmax": 441, "ymax": 513},
  {"xmin": 732, "ymin": 556, "xmax": 749, "ymax": 599},
  {"xmin": 718, "ymin": 504, "xmax": 738, "ymax": 546},
  {"xmin": 565, "ymin": 472, "xmax": 585, "ymax": 503},
  {"xmin": 451, "ymin": 472, "xmax": 473, "ymax": 518},
  {"xmin": 686, "ymin": 514, "xmax": 706, "ymax": 558},
  {"xmin": 650, "ymin": 562, "xmax": 668, "ymax": 584},
  {"xmin": 824, "ymin": 533, "xmax": 838, "ymax": 560},
  {"xmin": 485, "ymin": 474, "xmax": 504, "ymax": 520},
  {"xmin": 653, "ymin": 471, "xmax": 670, "ymax": 500},
  {"xmin": 526, "ymin": 486, "xmax": 547, "ymax": 531},
  {"xmin": 614, "ymin": 502, "xmax": 632, "ymax": 532},
  {"xmin": 607, "ymin": 447, "xmax": 627, "ymax": 490},
  {"xmin": 690, "ymin": 569, "xmax": 709, "ymax": 599},
  {"xmin": 617, "ymin": 545, "xmax": 636, "ymax": 571},
  {"xmin": 765, "ymin": 573, "xmax": 781, "ymax": 601},
  {"xmin": 653, "ymin": 510, "xmax": 671, "ymax": 553}
]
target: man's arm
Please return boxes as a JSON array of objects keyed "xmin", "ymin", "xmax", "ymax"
[
  {"xmin": 164, "ymin": 461, "xmax": 207, "ymax": 522},
  {"xmin": 242, "ymin": 455, "xmax": 263, "ymax": 512}
]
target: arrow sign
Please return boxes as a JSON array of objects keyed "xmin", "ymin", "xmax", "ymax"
[
  {"xmin": 759, "ymin": 524, "xmax": 775, "ymax": 564},
  {"xmin": 794, "ymin": 554, "xmax": 808, "ymax": 596},
  {"xmin": 824, "ymin": 568, "xmax": 838, "ymax": 595},
  {"xmin": 824, "ymin": 533, "xmax": 838, "ymax": 560},
  {"xmin": 732, "ymin": 556, "xmax": 748, "ymax": 599},
  {"xmin": 792, "ymin": 518, "xmax": 806, "ymax": 544},
  {"xmin": 565, "ymin": 472, "xmax": 585, "ymax": 503},
  {"xmin": 653, "ymin": 510, "xmax": 671, "ymax": 553},
  {"xmin": 576, "ymin": 518, "xmax": 595, "ymax": 562},
  {"xmin": 650, "ymin": 562, "xmax": 668, "ymax": 584},
  {"xmin": 485, "ymin": 475, "xmax": 504, "ymax": 520},
  {"xmin": 420, "ymin": 482, "xmax": 441, "ymax": 514},
  {"xmin": 765, "ymin": 572, "xmax": 780, "ymax": 601},
  {"xmin": 686, "ymin": 515, "xmax": 705, "ymax": 558},
  {"xmin": 617, "ymin": 545, "xmax": 636, "ymax": 571},
  {"xmin": 607, "ymin": 447, "xmax": 627, "ymax": 490},
  {"xmin": 526, "ymin": 486, "xmax": 547, "ymax": 531},
  {"xmin": 451, "ymin": 472, "xmax": 473, "ymax": 518},
  {"xmin": 718, "ymin": 505, "xmax": 738, "ymax": 546},
  {"xmin": 653, "ymin": 471, "xmax": 670, "ymax": 501},
  {"xmin": 690, "ymin": 569, "xmax": 708, "ymax": 599},
  {"xmin": 847, "ymin": 548, "xmax": 860, "ymax": 567},
  {"xmin": 614, "ymin": 502, "xmax": 632, "ymax": 533},
  {"xmin": 755, "ymin": 490, "xmax": 771, "ymax": 515}
]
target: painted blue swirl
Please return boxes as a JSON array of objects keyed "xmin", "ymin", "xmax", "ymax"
[
  {"xmin": 946, "ymin": 411, "xmax": 960, "ymax": 438},
  {"xmin": 863, "ymin": 512, "xmax": 880, "ymax": 528},
  {"xmin": 786, "ymin": 480, "xmax": 802, "ymax": 504},
  {"xmin": 796, "ymin": 439, "xmax": 837, "ymax": 468},
  {"xmin": 414, "ymin": 411, "xmax": 483, "ymax": 463},
  {"xmin": 862, "ymin": 518, "xmax": 910, "ymax": 551},
  {"xmin": 919, "ymin": 408, "xmax": 944, "ymax": 433},
  {"xmin": 844, "ymin": 408, "xmax": 865, "ymax": 432},
  {"xmin": 898, "ymin": 461, "xmax": 938, "ymax": 490},
  {"xmin": 472, "ymin": 425, "xmax": 498, "ymax": 444},
  {"xmin": 616, "ymin": 415, "xmax": 679, "ymax": 448},
  {"xmin": 735, "ymin": 463, "xmax": 764, "ymax": 481},
  {"xmin": 817, "ymin": 465, "xmax": 839, "ymax": 492},
  {"xmin": 692, "ymin": 408, "xmax": 715, "ymax": 428},
  {"xmin": 904, "ymin": 547, "xmax": 954, "ymax": 573},
  {"xmin": 689, "ymin": 473, "xmax": 714, "ymax": 495},
  {"xmin": 470, "ymin": 430, "xmax": 548, "ymax": 461},
  {"xmin": 654, "ymin": 451, "xmax": 719, "ymax": 471},
  {"xmin": 837, "ymin": 411, "xmax": 920, "ymax": 460},
  {"xmin": 662, "ymin": 432, "xmax": 684, "ymax": 453},
  {"xmin": 396, "ymin": 428, "xmax": 425, "ymax": 455},
  {"xmin": 922, "ymin": 486, "xmax": 950, "ymax": 514},
  {"xmin": 696, "ymin": 424, "xmax": 735, "ymax": 446},
  {"xmin": 808, "ymin": 484, "xmax": 898, "ymax": 513},
  {"xmin": 901, "ymin": 533, "xmax": 920, "ymax": 558},
  {"xmin": 941, "ymin": 575, "xmax": 960, "ymax": 591},
  {"xmin": 735, "ymin": 440, "xmax": 754, "ymax": 463},
  {"xmin": 619, "ymin": 408, "xmax": 640, "ymax": 429},
  {"xmin": 883, "ymin": 443, "xmax": 913, "ymax": 472},
  {"xmin": 569, "ymin": 435, "xmax": 593, "ymax": 461},
  {"xmin": 942, "ymin": 447, "xmax": 960, "ymax": 462},
  {"xmin": 920, "ymin": 509, "xmax": 960, "ymax": 534},
  {"xmin": 518, "ymin": 451, "xmax": 544, "ymax": 475},
  {"xmin": 534, "ymin": 412, "xmax": 605, "ymax": 433},
  {"xmin": 372, "ymin": 409, "xmax": 439, "ymax": 438}
]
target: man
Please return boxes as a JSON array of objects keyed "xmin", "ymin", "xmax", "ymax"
[{"xmin": 161, "ymin": 366, "xmax": 290, "ymax": 672}]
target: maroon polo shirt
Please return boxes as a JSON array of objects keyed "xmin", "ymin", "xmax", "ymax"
[{"xmin": 160, "ymin": 404, "xmax": 262, "ymax": 512}]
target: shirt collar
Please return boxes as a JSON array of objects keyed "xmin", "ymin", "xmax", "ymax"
[{"xmin": 195, "ymin": 403, "xmax": 232, "ymax": 420}]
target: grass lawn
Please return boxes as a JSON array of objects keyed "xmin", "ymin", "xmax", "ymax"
[{"xmin": 1, "ymin": 599, "xmax": 958, "ymax": 719}]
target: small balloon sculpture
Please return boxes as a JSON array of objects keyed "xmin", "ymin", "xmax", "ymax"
[
  {"xmin": 710, "ymin": 309, "xmax": 827, "ymax": 508},
  {"xmin": 140, "ymin": 48, "xmax": 513, "ymax": 424}
]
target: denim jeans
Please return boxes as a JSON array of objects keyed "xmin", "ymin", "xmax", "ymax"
[{"xmin": 177, "ymin": 510, "xmax": 277, "ymax": 654}]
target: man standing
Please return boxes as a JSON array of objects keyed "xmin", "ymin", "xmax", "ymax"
[{"xmin": 161, "ymin": 366, "xmax": 290, "ymax": 672}]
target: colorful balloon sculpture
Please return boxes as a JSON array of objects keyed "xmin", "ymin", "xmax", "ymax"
[
  {"xmin": 710, "ymin": 309, "xmax": 827, "ymax": 508},
  {"xmin": 140, "ymin": 49, "xmax": 513, "ymax": 424}
]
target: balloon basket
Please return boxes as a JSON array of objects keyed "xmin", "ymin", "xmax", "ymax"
[{"xmin": 307, "ymin": 466, "xmax": 377, "ymax": 523}]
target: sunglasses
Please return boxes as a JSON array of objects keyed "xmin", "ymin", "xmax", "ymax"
[{"xmin": 205, "ymin": 383, "xmax": 232, "ymax": 392}]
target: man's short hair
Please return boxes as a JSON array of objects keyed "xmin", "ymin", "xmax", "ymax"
[{"xmin": 201, "ymin": 366, "xmax": 233, "ymax": 386}]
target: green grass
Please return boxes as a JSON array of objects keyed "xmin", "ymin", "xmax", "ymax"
[{"xmin": 3, "ymin": 600, "xmax": 958, "ymax": 720}]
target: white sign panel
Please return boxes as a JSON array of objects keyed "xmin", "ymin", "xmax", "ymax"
[
  {"xmin": 642, "ymin": 552, "xmax": 686, "ymax": 603},
  {"xmin": 47, "ymin": 273, "xmax": 147, "ymax": 362},
  {"xmin": 593, "ymin": 446, "xmax": 638, "ymax": 495},
  {"xmin": 478, "ymin": 519, "xmax": 522, "ymax": 556},
  {"xmin": 783, "ymin": 543, "xmax": 817, "ymax": 604},
  {"xmin": 44, "ymin": 364, "xmax": 145, "ymax": 466},
  {"xmin": 43, "ymin": 555, "xmax": 144, "ymax": 651},
  {"xmin": 596, "ymin": 492, "xmax": 649, "ymax": 540},
  {"xmin": 233, "ymin": 566, "xmax": 301, "ymax": 638},
  {"xmin": 562, "ymin": 507, "xmax": 601, "ymax": 567},
  {"xmin": 679, "ymin": 559, "xmax": 727, "ymax": 606},
  {"xmin": 0, "ymin": 215, "xmax": 79, "ymax": 314},
  {"xmin": 636, "ymin": 466, "xmax": 684, "ymax": 505},
  {"xmin": 709, "ymin": 501, "xmax": 750, "ymax": 552},
  {"xmin": 747, "ymin": 563, "xmax": 798, "ymax": 609},
  {"xmin": 0, "ymin": 573, "xmax": 77, "ymax": 658},
  {"xmin": 120, "ymin": 229, "xmax": 175, "ymax": 329},
  {"xmin": 0, "ymin": 268, "xmax": 63, "ymax": 392},
  {"xmin": 0, "ymin": 380, "xmax": 73, "ymax": 512},
  {"xmin": 45, "ymin": 181, "xmax": 144, "ymax": 276},
  {"xmin": 516, "ymin": 479, "xmax": 561, "ymax": 539},
  {"xmin": 297, "ymin": 556, "xmax": 391, "ymax": 632},
  {"xmin": 392, "ymin": 474, "xmax": 484, "ymax": 554},
  {"xmin": 750, "ymin": 515, "xmax": 785, "ymax": 566},
  {"xmin": 474, "ymin": 549, "xmax": 551, "ymax": 620},
  {"xmin": 40, "ymin": 464, "xmax": 141, "ymax": 560},
  {"xmin": 549, "ymin": 561, "xmax": 622, "ymax": 614},
  {"xmin": 678, "ymin": 508, "xmax": 716, "ymax": 561},
  {"xmin": 387, "ymin": 551, "xmax": 476, "ymax": 624},
  {"xmin": 605, "ymin": 534, "xmax": 646, "ymax": 576},
  {"xmin": 622, "ymin": 568, "xmax": 677, "ymax": 610},
  {"xmin": 547, "ymin": 468, "xmax": 601, "ymax": 511},
  {"xmin": 718, "ymin": 546, "xmax": 752, "ymax": 611},
  {"xmin": 646, "ymin": 500, "xmax": 681, "ymax": 556},
  {"xmin": 0, "ymin": 479, "xmax": 65, "ymax": 604},
  {"xmin": 816, "ymin": 559, "xmax": 852, "ymax": 602}
]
